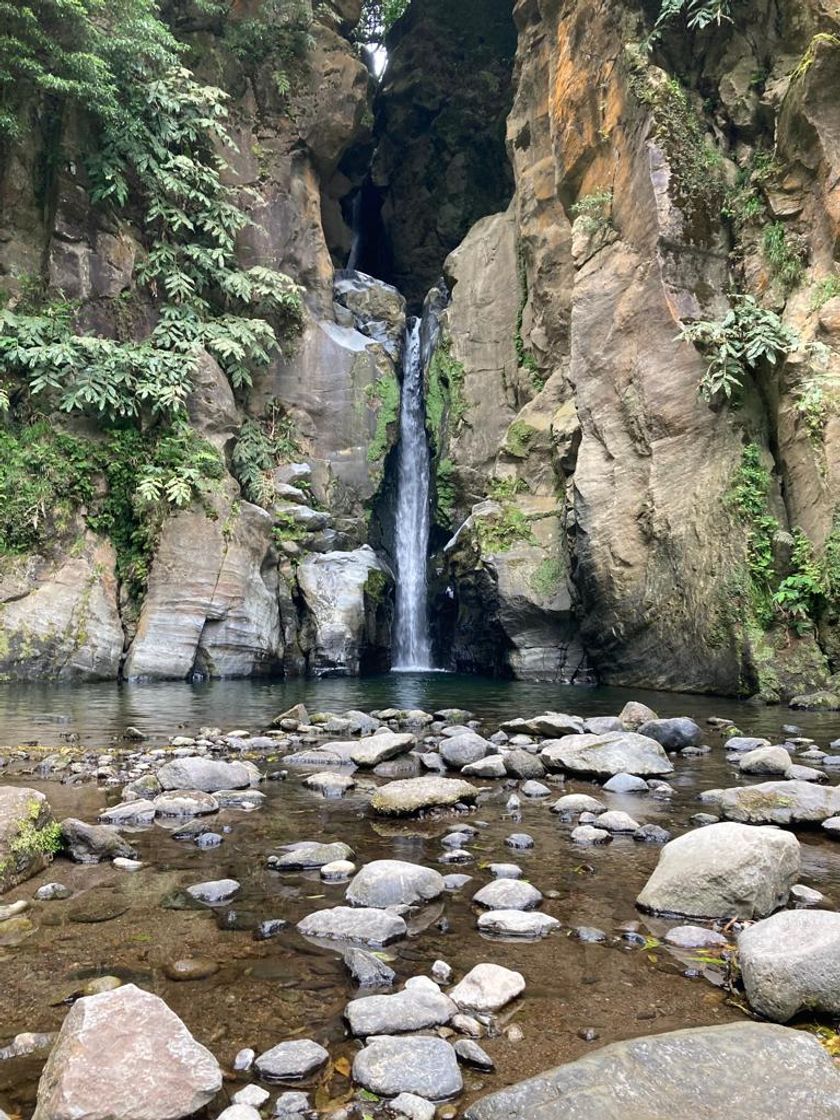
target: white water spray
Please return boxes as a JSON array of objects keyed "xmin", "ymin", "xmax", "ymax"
[{"xmin": 392, "ymin": 318, "xmax": 432, "ymax": 670}]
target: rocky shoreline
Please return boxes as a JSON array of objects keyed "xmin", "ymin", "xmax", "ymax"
[{"xmin": 3, "ymin": 698, "xmax": 840, "ymax": 1117}]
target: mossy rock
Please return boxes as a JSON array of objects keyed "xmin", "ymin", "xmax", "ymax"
[{"xmin": 0, "ymin": 787, "xmax": 59, "ymax": 895}]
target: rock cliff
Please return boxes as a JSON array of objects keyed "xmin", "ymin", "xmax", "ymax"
[{"xmin": 1, "ymin": 0, "xmax": 839, "ymax": 699}]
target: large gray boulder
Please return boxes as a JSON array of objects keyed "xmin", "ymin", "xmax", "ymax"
[
  {"xmin": 540, "ymin": 732, "xmax": 673, "ymax": 778},
  {"xmin": 60, "ymin": 819, "xmax": 136, "ymax": 864},
  {"xmin": 268, "ymin": 842, "xmax": 354, "ymax": 871},
  {"xmin": 157, "ymin": 757, "xmax": 251, "ymax": 793},
  {"xmin": 636, "ymin": 717, "xmax": 702, "ymax": 749},
  {"xmin": 352, "ymin": 1035, "xmax": 462, "ymax": 1099},
  {"xmin": 345, "ymin": 860, "xmax": 445, "ymax": 908},
  {"xmin": 370, "ymin": 777, "xmax": 479, "ymax": 816},
  {"xmin": 738, "ymin": 746, "xmax": 793, "ymax": 776},
  {"xmin": 712, "ymin": 780, "xmax": 840, "ymax": 825},
  {"xmin": 462, "ymin": 1022, "xmax": 840, "ymax": 1119},
  {"xmin": 440, "ymin": 733, "xmax": 490, "ymax": 769},
  {"xmin": 636, "ymin": 822, "xmax": 799, "ymax": 919},
  {"xmin": 297, "ymin": 547, "xmax": 393, "ymax": 675},
  {"xmin": 739, "ymin": 909, "xmax": 840, "ymax": 1022},
  {"xmin": 32, "ymin": 984, "xmax": 221, "ymax": 1120},
  {"xmin": 345, "ymin": 981, "xmax": 456, "ymax": 1036},
  {"xmin": 297, "ymin": 906, "xmax": 406, "ymax": 946},
  {"xmin": 349, "ymin": 733, "xmax": 415, "ymax": 767},
  {"xmin": 0, "ymin": 787, "xmax": 57, "ymax": 894}
]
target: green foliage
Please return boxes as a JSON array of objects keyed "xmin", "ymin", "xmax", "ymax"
[
  {"xmin": 10, "ymin": 802, "xmax": 62, "ymax": 862},
  {"xmin": 434, "ymin": 457, "xmax": 456, "ymax": 525},
  {"xmin": 426, "ymin": 337, "xmax": 468, "ymax": 447},
  {"xmin": 727, "ymin": 445, "xmax": 780, "ymax": 628},
  {"xmin": 530, "ymin": 555, "xmax": 564, "ymax": 597},
  {"xmin": 648, "ymin": 0, "xmax": 733, "ymax": 44},
  {"xmin": 476, "ymin": 505, "xmax": 536, "ymax": 554},
  {"xmin": 356, "ymin": 0, "xmax": 411, "ymax": 42},
  {"xmin": 0, "ymin": 416, "xmax": 222, "ymax": 600},
  {"xmin": 0, "ymin": 422, "xmax": 95, "ymax": 552},
  {"xmin": 0, "ymin": 0, "xmax": 178, "ymax": 141},
  {"xmin": 223, "ymin": 0, "xmax": 313, "ymax": 98},
  {"xmin": 790, "ymin": 33, "xmax": 840, "ymax": 82},
  {"xmin": 627, "ymin": 58, "xmax": 724, "ymax": 224},
  {"xmin": 366, "ymin": 372, "xmax": 400, "ymax": 462},
  {"xmin": 811, "ymin": 271, "xmax": 840, "ymax": 311},
  {"xmin": 504, "ymin": 420, "xmax": 538, "ymax": 459},
  {"xmin": 514, "ymin": 244, "xmax": 542, "ymax": 389},
  {"xmin": 488, "ymin": 476, "xmax": 526, "ymax": 501},
  {"xmin": 680, "ymin": 295, "xmax": 800, "ymax": 401},
  {"xmin": 232, "ymin": 404, "xmax": 302, "ymax": 506},
  {"xmin": 0, "ymin": 0, "xmax": 304, "ymax": 429},
  {"xmin": 772, "ymin": 529, "xmax": 822, "ymax": 632},
  {"xmin": 762, "ymin": 222, "xmax": 805, "ymax": 293},
  {"xmin": 570, "ymin": 190, "xmax": 613, "ymax": 235}
]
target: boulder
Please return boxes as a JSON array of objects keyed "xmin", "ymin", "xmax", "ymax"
[
  {"xmin": 528, "ymin": 713, "xmax": 585, "ymax": 736},
  {"xmin": 725, "ymin": 736, "xmax": 772, "ymax": 753},
  {"xmin": 502, "ymin": 749, "xmax": 546, "ymax": 780},
  {"xmin": 462, "ymin": 1023, "xmax": 840, "ymax": 1119},
  {"xmin": 343, "ymin": 948, "xmax": 397, "ymax": 988},
  {"xmin": 31, "ymin": 985, "xmax": 221, "ymax": 1120},
  {"xmin": 345, "ymin": 983, "xmax": 456, "ymax": 1036},
  {"xmin": 297, "ymin": 906, "xmax": 406, "ymax": 946},
  {"xmin": 345, "ymin": 860, "xmax": 445, "ymax": 908},
  {"xmin": 0, "ymin": 787, "xmax": 57, "ymax": 894},
  {"xmin": 739, "ymin": 909, "xmax": 840, "ymax": 1022},
  {"xmin": 738, "ymin": 746, "xmax": 793, "ymax": 776},
  {"xmin": 254, "ymin": 1039, "xmax": 329, "ymax": 1081},
  {"xmin": 636, "ymin": 718, "xmax": 702, "ymax": 750},
  {"xmin": 153, "ymin": 791, "xmax": 219, "ymax": 818},
  {"xmin": 440, "ymin": 733, "xmax": 490, "ymax": 769},
  {"xmin": 297, "ymin": 547, "xmax": 393, "ymax": 675},
  {"xmin": 617, "ymin": 701, "xmax": 658, "ymax": 728},
  {"xmin": 550, "ymin": 794, "xmax": 606, "ymax": 817},
  {"xmin": 59, "ymin": 819, "xmax": 136, "ymax": 864},
  {"xmin": 477, "ymin": 911, "xmax": 559, "ymax": 939},
  {"xmin": 636, "ymin": 822, "xmax": 799, "ymax": 919},
  {"xmin": 449, "ymin": 963, "xmax": 525, "ymax": 1011},
  {"xmin": 715, "ymin": 780, "xmax": 840, "ymax": 825},
  {"xmin": 370, "ymin": 777, "xmax": 479, "ymax": 815},
  {"xmin": 98, "ymin": 800, "xmax": 157, "ymax": 826},
  {"xmin": 541, "ymin": 732, "xmax": 673, "ymax": 777},
  {"xmin": 349, "ymin": 733, "xmax": 415, "ymax": 767},
  {"xmin": 268, "ymin": 842, "xmax": 354, "ymax": 871},
  {"xmin": 472, "ymin": 880, "xmax": 542, "ymax": 911},
  {"xmin": 352, "ymin": 1036, "xmax": 462, "ymax": 1099},
  {"xmin": 157, "ymin": 757, "xmax": 251, "ymax": 793}
]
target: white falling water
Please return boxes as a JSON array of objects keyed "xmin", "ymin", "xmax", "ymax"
[{"xmin": 392, "ymin": 318, "xmax": 433, "ymax": 670}]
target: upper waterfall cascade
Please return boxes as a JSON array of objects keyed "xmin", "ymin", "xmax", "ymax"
[{"xmin": 392, "ymin": 318, "xmax": 433, "ymax": 670}]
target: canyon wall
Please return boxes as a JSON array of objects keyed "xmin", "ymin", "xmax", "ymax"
[{"xmin": 1, "ymin": 0, "xmax": 839, "ymax": 700}]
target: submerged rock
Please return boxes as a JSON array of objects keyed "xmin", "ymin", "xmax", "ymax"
[
  {"xmin": 343, "ymin": 948, "xmax": 397, "ymax": 988},
  {"xmin": 738, "ymin": 909, "xmax": 840, "ymax": 1022},
  {"xmin": 370, "ymin": 777, "xmax": 478, "ymax": 815},
  {"xmin": 636, "ymin": 822, "xmax": 799, "ymax": 919},
  {"xmin": 477, "ymin": 910, "xmax": 559, "ymax": 939},
  {"xmin": 462, "ymin": 1022, "xmax": 840, "ymax": 1119},
  {"xmin": 31, "ymin": 984, "xmax": 221, "ymax": 1120},
  {"xmin": 636, "ymin": 718, "xmax": 702, "ymax": 750},
  {"xmin": 268, "ymin": 841, "xmax": 354, "ymax": 871}
]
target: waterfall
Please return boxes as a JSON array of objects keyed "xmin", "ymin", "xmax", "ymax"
[{"xmin": 392, "ymin": 318, "xmax": 433, "ymax": 670}]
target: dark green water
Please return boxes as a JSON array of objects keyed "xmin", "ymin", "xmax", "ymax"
[{"xmin": 4, "ymin": 671, "xmax": 840, "ymax": 747}]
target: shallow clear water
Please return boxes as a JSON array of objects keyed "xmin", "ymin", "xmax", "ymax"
[{"xmin": 1, "ymin": 673, "xmax": 839, "ymax": 1118}]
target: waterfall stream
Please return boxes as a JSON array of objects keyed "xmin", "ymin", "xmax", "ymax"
[{"xmin": 392, "ymin": 318, "xmax": 433, "ymax": 670}]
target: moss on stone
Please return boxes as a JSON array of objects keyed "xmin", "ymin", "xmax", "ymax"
[
  {"xmin": 530, "ymin": 556, "xmax": 565, "ymax": 598},
  {"xmin": 476, "ymin": 505, "xmax": 536, "ymax": 554},
  {"xmin": 364, "ymin": 567, "xmax": 389, "ymax": 606},
  {"xmin": 503, "ymin": 420, "xmax": 538, "ymax": 460},
  {"xmin": 366, "ymin": 371, "xmax": 400, "ymax": 462}
]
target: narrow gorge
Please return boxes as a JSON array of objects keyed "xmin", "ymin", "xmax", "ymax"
[{"xmin": 5, "ymin": 5, "xmax": 840, "ymax": 1120}]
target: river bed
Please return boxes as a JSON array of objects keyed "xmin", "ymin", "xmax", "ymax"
[{"xmin": 1, "ymin": 673, "xmax": 839, "ymax": 1118}]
